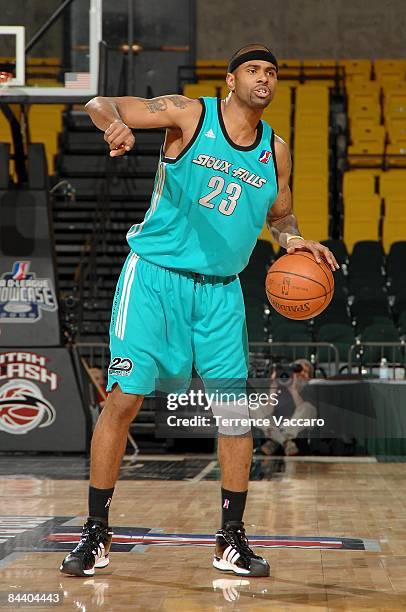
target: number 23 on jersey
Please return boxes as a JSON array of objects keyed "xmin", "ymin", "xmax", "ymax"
[{"xmin": 198, "ymin": 176, "xmax": 242, "ymax": 216}]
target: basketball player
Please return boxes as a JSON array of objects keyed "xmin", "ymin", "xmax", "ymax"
[{"xmin": 60, "ymin": 44, "xmax": 338, "ymax": 578}]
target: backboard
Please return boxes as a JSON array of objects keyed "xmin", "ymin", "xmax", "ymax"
[{"xmin": 0, "ymin": 0, "xmax": 102, "ymax": 103}]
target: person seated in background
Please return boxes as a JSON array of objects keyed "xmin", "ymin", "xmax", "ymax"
[{"xmin": 255, "ymin": 358, "xmax": 317, "ymax": 456}]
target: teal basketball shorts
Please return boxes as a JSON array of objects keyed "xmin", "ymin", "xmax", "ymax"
[{"xmin": 106, "ymin": 251, "xmax": 249, "ymax": 395}]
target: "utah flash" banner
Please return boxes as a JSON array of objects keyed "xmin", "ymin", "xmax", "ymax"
[{"xmin": 0, "ymin": 348, "xmax": 88, "ymax": 451}]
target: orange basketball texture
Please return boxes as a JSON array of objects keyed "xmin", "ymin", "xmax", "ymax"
[{"xmin": 265, "ymin": 251, "xmax": 334, "ymax": 320}]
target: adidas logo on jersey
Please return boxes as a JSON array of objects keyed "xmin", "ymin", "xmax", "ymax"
[{"xmin": 204, "ymin": 129, "xmax": 216, "ymax": 139}]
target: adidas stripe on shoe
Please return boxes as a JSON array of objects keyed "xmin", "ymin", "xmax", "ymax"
[
  {"xmin": 60, "ymin": 519, "xmax": 113, "ymax": 577},
  {"xmin": 213, "ymin": 521, "xmax": 270, "ymax": 577}
]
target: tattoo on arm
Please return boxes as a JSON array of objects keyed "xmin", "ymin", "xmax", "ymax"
[
  {"xmin": 277, "ymin": 185, "xmax": 290, "ymax": 212},
  {"xmin": 270, "ymin": 214, "xmax": 299, "ymax": 234},
  {"xmin": 268, "ymin": 213, "xmax": 300, "ymax": 248},
  {"xmin": 169, "ymin": 95, "xmax": 192, "ymax": 109},
  {"xmin": 143, "ymin": 98, "xmax": 168, "ymax": 113},
  {"xmin": 143, "ymin": 95, "xmax": 192, "ymax": 114}
]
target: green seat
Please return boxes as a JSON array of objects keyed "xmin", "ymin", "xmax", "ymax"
[
  {"xmin": 272, "ymin": 321, "xmax": 310, "ymax": 340},
  {"xmin": 356, "ymin": 315, "xmax": 395, "ymax": 332},
  {"xmin": 251, "ymin": 239, "xmax": 275, "ymax": 267},
  {"xmin": 271, "ymin": 322, "xmax": 312, "ymax": 360},
  {"xmin": 246, "ymin": 302, "xmax": 269, "ymax": 343},
  {"xmin": 269, "ymin": 307, "xmax": 287, "ymax": 320},
  {"xmin": 394, "ymin": 289, "xmax": 406, "ymax": 317},
  {"xmin": 388, "ymin": 242, "xmax": 406, "ymax": 293},
  {"xmin": 321, "ymin": 239, "xmax": 349, "ymax": 267},
  {"xmin": 316, "ymin": 323, "xmax": 355, "ymax": 361},
  {"xmin": 398, "ymin": 310, "xmax": 406, "ymax": 333},
  {"xmin": 361, "ymin": 323, "xmax": 402, "ymax": 363},
  {"xmin": 240, "ymin": 255, "xmax": 268, "ymax": 301},
  {"xmin": 241, "ymin": 281, "xmax": 268, "ymax": 302},
  {"xmin": 240, "ymin": 239, "xmax": 275, "ymax": 288}
]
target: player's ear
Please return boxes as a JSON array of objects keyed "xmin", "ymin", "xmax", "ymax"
[{"xmin": 226, "ymin": 72, "xmax": 235, "ymax": 92}]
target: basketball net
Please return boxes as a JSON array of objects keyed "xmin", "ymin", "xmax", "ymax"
[{"xmin": 0, "ymin": 72, "xmax": 12, "ymax": 88}]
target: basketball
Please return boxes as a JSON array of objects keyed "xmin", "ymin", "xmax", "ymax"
[{"xmin": 266, "ymin": 251, "xmax": 334, "ymax": 320}]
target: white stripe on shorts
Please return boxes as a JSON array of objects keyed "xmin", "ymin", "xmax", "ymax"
[
  {"xmin": 115, "ymin": 252, "xmax": 136, "ymax": 338},
  {"xmin": 115, "ymin": 252, "xmax": 139, "ymax": 340}
]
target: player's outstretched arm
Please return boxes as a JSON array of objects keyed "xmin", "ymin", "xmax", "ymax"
[
  {"xmin": 85, "ymin": 95, "xmax": 201, "ymax": 157},
  {"xmin": 266, "ymin": 136, "xmax": 339, "ymax": 271}
]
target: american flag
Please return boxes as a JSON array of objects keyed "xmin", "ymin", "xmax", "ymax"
[{"xmin": 64, "ymin": 72, "xmax": 91, "ymax": 89}]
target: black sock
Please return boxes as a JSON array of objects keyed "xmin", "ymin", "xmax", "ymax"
[
  {"xmin": 88, "ymin": 486, "xmax": 115, "ymax": 524},
  {"xmin": 221, "ymin": 488, "xmax": 248, "ymax": 528}
]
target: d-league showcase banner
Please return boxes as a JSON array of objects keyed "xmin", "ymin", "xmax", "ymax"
[{"xmin": 0, "ymin": 259, "xmax": 60, "ymax": 346}]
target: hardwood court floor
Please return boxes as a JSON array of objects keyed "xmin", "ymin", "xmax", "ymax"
[{"xmin": 1, "ymin": 458, "xmax": 406, "ymax": 610}]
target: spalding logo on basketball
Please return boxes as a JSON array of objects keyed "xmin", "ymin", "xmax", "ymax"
[
  {"xmin": 266, "ymin": 251, "xmax": 334, "ymax": 320},
  {"xmin": 0, "ymin": 379, "xmax": 56, "ymax": 435}
]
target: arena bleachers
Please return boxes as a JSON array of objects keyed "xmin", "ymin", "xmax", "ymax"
[
  {"xmin": 52, "ymin": 110, "xmax": 160, "ymax": 342},
  {"xmin": 343, "ymin": 57, "xmax": 406, "ymax": 260},
  {"xmin": 345, "ymin": 60, "xmax": 406, "ymax": 173},
  {"xmin": 292, "ymin": 84, "xmax": 329, "ymax": 242}
]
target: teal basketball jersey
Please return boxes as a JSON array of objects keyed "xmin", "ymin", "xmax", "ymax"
[{"xmin": 127, "ymin": 96, "xmax": 279, "ymax": 276}]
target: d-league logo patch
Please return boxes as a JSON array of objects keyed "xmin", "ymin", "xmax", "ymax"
[
  {"xmin": 12, "ymin": 261, "xmax": 29, "ymax": 280},
  {"xmin": 108, "ymin": 357, "xmax": 134, "ymax": 377},
  {"xmin": 259, "ymin": 149, "xmax": 272, "ymax": 164},
  {"xmin": 0, "ymin": 261, "xmax": 57, "ymax": 322}
]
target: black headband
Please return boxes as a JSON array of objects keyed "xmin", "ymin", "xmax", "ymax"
[{"xmin": 228, "ymin": 49, "xmax": 279, "ymax": 74}]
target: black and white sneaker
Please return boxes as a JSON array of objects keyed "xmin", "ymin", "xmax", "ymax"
[
  {"xmin": 213, "ymin": 521, "xmax": 270, "ymax": 577},
  {"xmin": 60, "ymin": 519, "xmax": 113, "ymax": 577}
]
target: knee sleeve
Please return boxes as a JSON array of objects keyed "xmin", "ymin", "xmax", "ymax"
[{"xmin": 210, "ymin": 399, "xmax": 251, "ymax": 436}]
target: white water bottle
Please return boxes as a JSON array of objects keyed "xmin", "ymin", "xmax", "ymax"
[{"xmin": 379, "ymin": 357, "xmax": 389, "ymax": 380}]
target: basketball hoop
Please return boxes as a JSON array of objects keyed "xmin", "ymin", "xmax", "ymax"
[{"xmin": 0, "ymin": 71, "xmax": 12, "ymax": 87}]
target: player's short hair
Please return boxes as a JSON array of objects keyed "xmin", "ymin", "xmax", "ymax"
[{"xmin": 229, "ymin": 43, "xmax": 273, "ymax": 63}]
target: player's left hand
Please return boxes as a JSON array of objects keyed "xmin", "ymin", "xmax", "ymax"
[{"xmin": 286, "ymin": 238, "xmax": 340, "ymax": 271}]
